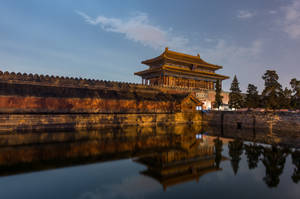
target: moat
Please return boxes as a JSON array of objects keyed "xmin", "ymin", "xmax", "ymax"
[{"xmin": 0, "ymin": 125, "xmax": 299, "ymax": 199}]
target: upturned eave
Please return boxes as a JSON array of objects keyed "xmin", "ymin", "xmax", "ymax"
[{"xmin": 141, "ymin": 48, "xmax": 223, "ymax": 70}]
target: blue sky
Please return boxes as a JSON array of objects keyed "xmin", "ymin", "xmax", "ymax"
[{"xmin": 1, "ymin": 0, "xmax": 300, "ymax": 91}]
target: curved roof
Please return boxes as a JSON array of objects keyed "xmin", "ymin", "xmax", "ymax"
[
  {"xmin": 134, "ymin": 65, "xmax": 229, "ymax": 80},
  {"xmin": 142, "ymin": 47, "xmax": 222, "ymax": 70}
]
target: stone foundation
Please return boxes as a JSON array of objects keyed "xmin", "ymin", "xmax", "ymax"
[{"xmin": 0, "ymin": 112, "xmax": 202, "ymax": 133}]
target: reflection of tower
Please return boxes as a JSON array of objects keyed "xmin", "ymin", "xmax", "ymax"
[{"xmin": 134, "ymin": 137, "xmax": 228, "ymax": 191}]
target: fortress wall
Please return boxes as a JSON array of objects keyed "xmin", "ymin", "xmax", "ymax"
[
  {"xmin": 0, "ymin": 71, "xmax": 206, "ymax": 132},
  {"xmin": 0, "ymin": 96, "xmax": 179, "ymax": 113},
  {"xmin": 0, "ymin": 80, "xmax": 188, "ymax": 113}
]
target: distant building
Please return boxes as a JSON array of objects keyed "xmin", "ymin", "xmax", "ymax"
[{"xmin": 135, "ymin": 47, "xmax": 230, "ymax": 110}]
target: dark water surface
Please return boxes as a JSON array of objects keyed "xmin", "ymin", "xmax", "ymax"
[{"xmin": 0, "ymin": 125, "xmax": 299, "ymax": 199}]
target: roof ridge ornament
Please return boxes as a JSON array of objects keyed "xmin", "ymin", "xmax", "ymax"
[
  {"xmin": 165, "ymin": 47, "xmax": 169, "ymax": 51},
  {"xmin": 197, "ymin": 53, "xmax": 200, "ymax": 58}
]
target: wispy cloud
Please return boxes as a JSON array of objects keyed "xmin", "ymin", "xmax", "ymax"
[
  {"xmin": 76, "ymin": 11, "xmax": 188, "ymax": 50},
  {"xmin": 237, "ymin": 10, "xmax": 255, "ymax": 19},
  {"xmin": 77, "ymin": 11, "xmax": 262, "ymax": 56},
  {"xmin": 282, "ymin": 0, "xmax": 300, "ymax": 39}
]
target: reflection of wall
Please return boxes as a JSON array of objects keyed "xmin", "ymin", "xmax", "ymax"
[{"xmin": 0, "ymin": 124, "xmax": 204, "ymax": 176}]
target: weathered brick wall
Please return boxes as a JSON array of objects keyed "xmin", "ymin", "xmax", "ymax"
[
  {"xmin": 0, "ymin": 81, "xmax": 190, "ymax": 113},
  {"xmin": 0, "ymin": 96, "xmax": 180, "ymax": 113},
  {"xmin": 204, "ymin": 111, "xmax": 300, "ymax": 132}
]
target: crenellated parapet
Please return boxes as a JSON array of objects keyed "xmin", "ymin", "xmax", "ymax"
[{"xmin": 0, "ymin": 70, "xmax": 146, "ymax": 90}]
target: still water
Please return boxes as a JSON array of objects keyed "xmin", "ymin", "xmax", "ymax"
[{"xmin": 0, "ymin": 125, "xmax": 299, "ymax": 199}]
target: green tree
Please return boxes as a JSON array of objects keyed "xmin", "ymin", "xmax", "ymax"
[
  {"xmin": 245, "ymin": 84, "xmax": 259, "ymax": 109},
  {"xmin": 229, "ymin": 75, "xmax": 244, "ymax": 109},
  {"xmin": 262, "ymin": 70, "xmax": 283, "ymax": 110},
  {"xmin": 290, "ymin": 78, "xmax": 300, "ymax": 109},
  {"xmin": 214, "ymin": 80, "xmax": 223, "ymax": 109},
  {"xmin": 280, "ymin": 87, "xmax": 292, "ymax": 109}
]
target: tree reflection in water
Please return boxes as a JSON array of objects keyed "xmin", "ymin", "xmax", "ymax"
[
  {"xmin": 261, "ymin": 145, "xmax": 289, "ymax": 188},
  {"xmin": 228, "ymin": 138, "xmax": 244, "ymax": 175},
  {"xmin": 213, "ymin": 137, "xmax": 223, "ymax": 168},
  {"xmin": 244, "ymin": 143, "xmax": 262, "ymax": 170},
  {"xmin": 291, "ymin": 150, "xmax": 300, "ymax": 183}
]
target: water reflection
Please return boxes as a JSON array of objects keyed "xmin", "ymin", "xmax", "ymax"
[
  {"xmin": 291, "ymin": 150, "xmax": 300, "ymax": 183},
  {"xmin": 0, "ymin": 125, "xmax": 299, "ymax": 199},
  {"xmin": 261, "ymin": 145, "xmax": 289, "ymax": 188},
  {"xmin": 134, "ymin": 135, "xmax": 227, "ymax": 191},
  {"xmin": 245, "ymin": 143, "xmax": 262, "ymax": 170},
  {"xmin": 213, "ymin": 137, "xmax": 223, "ymax": 169},
  {"xmin": 228, "ymin": 138, "xmax": 244, "ymax": 175},
  {"xmin": 0, "ymin": 125, "xmax": 203, "ymax": 176}
]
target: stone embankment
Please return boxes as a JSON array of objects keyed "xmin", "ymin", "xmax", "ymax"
[
  {"xmin": 203, "ymin": 111, "xmax": 300, "ymax": 148},
  {"xmin": 0, "ymin": 112, "xmax": 202, "ymax": 133}
]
